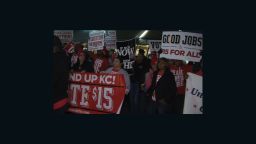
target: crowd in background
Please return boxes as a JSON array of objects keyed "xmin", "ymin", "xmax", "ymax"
[{"xmin": 53, "ymin": 35, "xmax": 203, "ymax": 114}]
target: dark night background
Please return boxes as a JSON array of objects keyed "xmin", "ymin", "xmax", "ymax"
[{"xmin": 0, "ymin": 0, "xmax": 254, "ymax": 143}]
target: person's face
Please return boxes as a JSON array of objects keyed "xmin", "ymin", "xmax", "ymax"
[
  {"xmin": 113, "ymin": 58, "xmax": 121, "ymax": 69},
  {"xmin": 152, "ymin": 64, "xmax": 157, "ymax": 71},
  {"xmin": 175, "ymin": 60, "xmax": 182, "ymax": 66},
  {"xmin": 88, "ymin": 51, "xmax": 93, "ymax": 57},
  {"xmin": 158, "ymin": 60, "xmax": 167, "ymax": 70},
  {"xmin": 98, "ymin": 50, "xmax": 103, "ymax": 57},
  {"xmin": 169, "ymin": 60, "xmax": 175, "ymax": 65},
  {"xmin": 79, "ymin": 53, "xmax": 85, "ymax": 62}
]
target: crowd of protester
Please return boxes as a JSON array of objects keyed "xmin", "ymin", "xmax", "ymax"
[{"xmin": 53, "ymin": 35, "xmax": 203, "ymax": 114}]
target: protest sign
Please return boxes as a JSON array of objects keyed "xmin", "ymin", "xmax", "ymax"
[
  {"xmin": 183, "ymin": 72, "xmax": 203, "ymax": 114},
  {"xmin": 68, "ymin": 72, "xmax": 126, "ymax": 114},
  {"xmin": 88, "ymin": 30, "xmax": 105, "ymax": 51},
  {"xmin": 148, "ymin": 40, "xmax": 161, "ymax": 52},
  {"xmin": 160, "ymin": 31, "xmax": 203, "ymax": 62},
  {"xmin": 105, "ymin": 30, "xmax": 117, "ymax": 50},
  {"xmin": 54, "ymin": 30, "xmax": 73, "ymax": 43}
]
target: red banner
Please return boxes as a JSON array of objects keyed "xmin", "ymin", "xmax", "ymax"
[{"xmin": 67, "ymin": 72, "xmax": 126, "ymax": 114}]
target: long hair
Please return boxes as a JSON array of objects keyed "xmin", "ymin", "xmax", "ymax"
[{"xmin": 157, "ymin": 57, "xmax": 170, "ymax": 71}]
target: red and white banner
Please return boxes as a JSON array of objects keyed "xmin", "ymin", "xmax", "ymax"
[
  {"xmin": 183, "ymin": 72, "xmax": 203, "ymax": 114},
  {"xmin": 88, "ymin": 30, "xmax": 105, "ymax": 51},
  {"xmin": 160, "ymin": 31, "xmax": 203, "ymax": 62},
  {"xmin": 67, "ymin": 72, "xmax": 126, "ymax": 114},
  {"xmin": 54, "ymin": 30, "xmax": 73, "ymax": 43}
]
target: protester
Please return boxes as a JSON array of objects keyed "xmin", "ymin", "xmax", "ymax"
[
  {"xmin": 108, "ymin": 49, "xmax": 116, "ymax": 66},
  {"xmin": 144, "ymin": 54, "xmax": 158, "ymax": 113},
  {"xmin": 129, "ymin": 49, "xmax": 150, "ymax": 113},
  {"xmin": 73, "ymin": 51, "xmax": 94, "ymax": 72},
  {"xmin": 145, "ymin": 53, "xmax": 158, "ymax": 91},
  {"xmin": 65, "ymin": 43, "xmax": 84, "ymax": 71},
  {"xmin": 53, "ymin": 35, "xmax": 70, "ymax": 113},
  {"xmin": 105, "ymin": 57, "xmax": 131, "ymax": 113},
  {"xmin": 147, "ymin": 58, "xmax": 178, "ymax": 114},
  {"xmin": 192, "ymin": 61, "xmax": 203, "ymax": 76},
  {"xmin": 170, "ymin": 60, "xmax": 193, "ymax": 114},
  {"xmin": 93, "ymin": 48, "xmax": 110, "ymax": 73},
  {"xmin": 63, "ymin": 42, "xmax": 75, "ymax": 71}
]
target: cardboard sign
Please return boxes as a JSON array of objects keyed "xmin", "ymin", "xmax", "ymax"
[
  {"xmin": 54, "ymin": 30, "xmax": 73, "ymax": 43},
  {"xmin": 148, "ymin": 40, "xmax": 161, "ymax": 52},
  {"xmin": 88, "ymin": 30, "xmax": 105, "ymax": 51},
  {"xmin": 68, "ymin": 72, "xmax": 126, "ymax": 114},
  {"xmin": 160, "ymin": 31, "xmax": 203, "ymax": 62},
  {"xmin": 183, "ymin": 72, "xmax": 203, "ymax": 114},
  {"xmin": 116, "ymin": 39, "xmax": 136, "ymax": 74}
]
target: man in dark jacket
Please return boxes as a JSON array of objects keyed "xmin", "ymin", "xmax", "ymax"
[
  {"xmin": 147, "ymin": 58, "xmax": 178, "ymax": 114},
  {"xmin": 130, "ymin": 49, "xmax": 150, "ymax": 113},
  {"xmin": 53, "ymin": 35, "xmax": 70, "ymax": 113}
]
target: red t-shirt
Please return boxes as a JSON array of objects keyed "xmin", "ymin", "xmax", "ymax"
[{"xmin": 170, "ymin": 65, "xmax": 192, "ymax": 95}]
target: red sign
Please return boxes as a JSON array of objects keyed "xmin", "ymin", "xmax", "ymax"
[
  {"xmin": 67, "ymin": 72, "xmax": 126, "ymax": 114},
  {"xmin": 170, "ymin": 65, "xmax": 192, "ymax": 95}
]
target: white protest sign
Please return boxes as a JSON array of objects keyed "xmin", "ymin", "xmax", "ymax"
[
  {"xmin": 54, "ymin": 30, "xmax": 73, "ymax": 43},
  {"xmin": 88, "ymin": 30, "xmax": 105, "ymax": 51},
  {"xmin": 105, "ymin": 30, "xmax": 117, "ymax": 50},
  {"xmin": 148, "ymin": 40, "xmax": 161, "ymax": 52},
  {"xmin": 183, "ymin": 72, "xmax": 203, "ymax": 114},
  {"xmin": 160, "ymin": 31, "xmax": 203, "ymax": 62}
]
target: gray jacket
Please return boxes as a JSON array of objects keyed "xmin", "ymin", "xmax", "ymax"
[{"xmin": 105, "ymin": 67, "xmax": 130, "ymax": 94}]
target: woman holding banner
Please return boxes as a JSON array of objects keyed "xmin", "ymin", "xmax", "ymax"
[
  {"xmin": 73, "ymin": 50, "xmax": 94, "ymax": 72},
  {"xmin": 105, "ymin": 57, "xmax": 131, "ymax": 113},
  {"xmin": 147, "ymin": 58, "xmax": 178, "ymax": 114}
]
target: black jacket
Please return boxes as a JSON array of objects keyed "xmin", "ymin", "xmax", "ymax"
[
  {"xmin": 147, "ymin": 69, "xmax": 178, "ymax": 113},
  {"xmin": 53, "ymin": 51, "xmax": 70, "ymax": 103},
  {"xmin": 73, "ymin": 60, "xmax": 94, "ymax": 72},
  {"xmin": 131, "ymin": 58, "xmax": 150, "ymax": 83}
]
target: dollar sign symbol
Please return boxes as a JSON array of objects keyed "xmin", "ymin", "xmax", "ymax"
[{"xmin": 92, "ymin": 87, "xmax": 97, "ymax": 102}]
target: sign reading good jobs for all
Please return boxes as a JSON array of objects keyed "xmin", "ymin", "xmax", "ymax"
[
  {"xmin": 67, "ymin": 72, "xmax": 126, "ymax": 114},
  {"xmin": 160, "ymin": 31, "xmax": 203, "ymax": 62}
]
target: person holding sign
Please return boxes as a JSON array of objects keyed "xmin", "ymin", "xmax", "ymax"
[
  {"xmin": 73, "ymin": 51, "xmax": 94, "ymax": 72},
  {"xmin": 147, "ymin": 58, "xmax": 178, "ymax": 114},
  {"xmin": 105, "ymin": 57, "xmax": 131, "ymax": 113}
]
